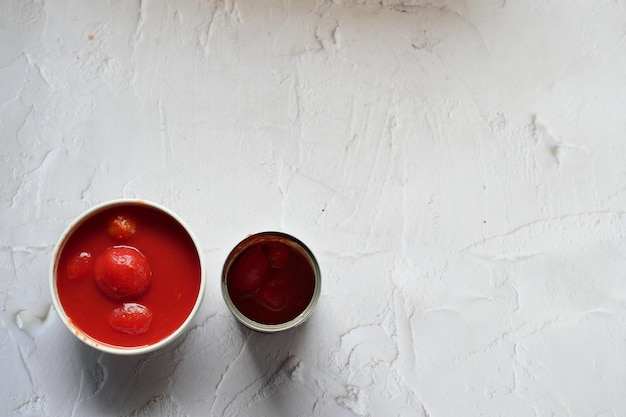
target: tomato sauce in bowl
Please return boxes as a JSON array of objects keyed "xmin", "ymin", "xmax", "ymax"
[
  {"xmin": 50, "ymin": 200, "xmax": 204, "ymax": 354},
  {"xmin": 222, "ymin": 232, "xmax": 321, "ymax": 332}
]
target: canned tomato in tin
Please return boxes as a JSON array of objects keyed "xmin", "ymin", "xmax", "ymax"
[{"xmin": 221, "ymin": 232, "xmax": 321, "ymax": 332}]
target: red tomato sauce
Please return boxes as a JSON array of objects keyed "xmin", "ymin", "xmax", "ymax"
[
  {"xmin": 226, "ymin": 239, "xmax": 316, "ymax": 325},
  {"xmin": 56, "ymin": 204, "xmax": 201, "ymax": 348}
]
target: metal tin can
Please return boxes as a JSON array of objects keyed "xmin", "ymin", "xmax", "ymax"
[{"xmin": 221, "ymin": 232, "xmax": 321, "ymax": 332}]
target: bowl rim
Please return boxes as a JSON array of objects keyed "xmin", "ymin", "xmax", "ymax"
[
  {"xmin": 221, "ymin": 231, "xmax": 321, "ymax": 333},
  {"xmin": 49, "ymin": 198, "xmax": 205, "ymax": 355}
]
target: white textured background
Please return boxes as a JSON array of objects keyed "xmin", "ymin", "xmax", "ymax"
[{"xmin": 2, "ymin": 0, "xmax": 626, "ymax": 416}]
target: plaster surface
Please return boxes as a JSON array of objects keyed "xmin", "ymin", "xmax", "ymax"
[{"xmin": 2, "ymin": 1, "xmax": 626, "ymax": 416}]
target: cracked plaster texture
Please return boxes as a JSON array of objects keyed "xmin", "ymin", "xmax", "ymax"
[{"xmin": 2, "ymin": 0, "xmax": 626, "ymax": 416}]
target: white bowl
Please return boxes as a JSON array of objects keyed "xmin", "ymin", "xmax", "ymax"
[{"xmin": 50, "ymin": 199, "xmax": 205, "ymax": 355}]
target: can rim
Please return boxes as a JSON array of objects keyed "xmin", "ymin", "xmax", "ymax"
[{"xmin": 221, "ymin": 231, "xmax": 321, "ymax": 333}]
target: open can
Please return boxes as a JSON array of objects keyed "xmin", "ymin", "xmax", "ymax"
[{"xmin": 221, "ymin": 232, "xmax": 321, "ymax": 332}]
